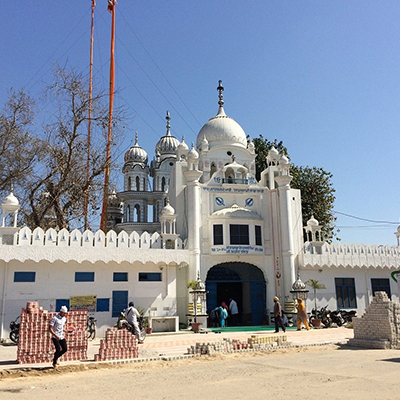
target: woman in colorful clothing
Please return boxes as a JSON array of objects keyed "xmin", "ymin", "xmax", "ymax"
[{"xmin": 296, "ymin": 298, "xmax": 310, "ymax": 331}]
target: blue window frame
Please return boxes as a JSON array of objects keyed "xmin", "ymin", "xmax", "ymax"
[
  {"xmin": 75, "ymin": 272, "xmax": 95, "ymax": 282},
  {"xmin": 371, "ymin": 278, "xmax": 391, "ymax": 299},
  {"xmin": 229, "ymin": 224, "xmax": 249, "ymax": 245},
  {"xmin": 255, "ymin": 225, "xmax": 262, "ymax": 246},
  {"xmin": 56, "ymin": 299, "xmax": 70, "ymax": 312},
  {"xmin": 14, "ymin": 271, "xmax": 36, "ymax": 282},
  {"xmin": 97, "ymin": 298, "xmax": 110, "ymax": 312},
  {"xmin": 112, "ymin": 290, "xmax": 128, "ymax": 317},
  {"xmin": 335, "ymin": 278, "xmax": 357, "ymax": 308},
  {"xmin": 213, "ymin": 224, "xmax": 223, "ymax": 245},
  {"xmin": 139, "ymin": 272, "xmax": 162, "ymax": 282},
  {"xmin": 113, "ymin": 272, "xmax": 128, "ymax": 282}
]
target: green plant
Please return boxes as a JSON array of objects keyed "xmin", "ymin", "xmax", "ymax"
[
  {"xmin": 306, "ymin": 279, "xmax": 327, "ymax": 315},
  {"xmin": 187, "ymin": 280, "xmax": 202, "ymax": 290}
]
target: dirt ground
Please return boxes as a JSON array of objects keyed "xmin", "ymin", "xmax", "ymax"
[{"xmin": 0, "ymin": 345, "xmax": 399, "ymax": 400}]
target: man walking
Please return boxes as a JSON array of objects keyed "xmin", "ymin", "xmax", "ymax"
[
  {"xmin": 273, "ymin": 296, "xmax": 286, "ymax": 333},
  {"xmin": 49, "ymin": 305, "xmax": 68, "ymax": 368}
]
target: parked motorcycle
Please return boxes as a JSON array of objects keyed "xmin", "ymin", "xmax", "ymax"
[
  {"xmin": 309, "ymin": 306, "xmax": 332, "ymax": 328},
  {"xmin": 9, "ymin": 316, "xmax": 20, "ymax": 344},
  {"xmin": 330, "ymin": 309, "xmax": 345, "ymax": 327},
  {"xmin": 339, "ymin": 309, "xmax": 357, "ymax": 323},
  {"xmin": 115, "ymin": 311, "xmax": 146, "ymax": 342}
]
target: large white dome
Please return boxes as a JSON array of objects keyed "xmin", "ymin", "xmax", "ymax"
[{"xmin": 196, "ymin": 81, "xmax": 247, "ymax": 150}]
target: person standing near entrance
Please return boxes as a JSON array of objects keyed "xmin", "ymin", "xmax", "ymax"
[
  {"xmin": 273, "ymin": 296, "xmax": 286, "ymax": 333},
  {"xmin": 49, "ymin": 305, "xmax": 68, "ymax": 368},
  {"xmin": 229, "ymin": 298, "xmax": 239, "ymax": 326}
]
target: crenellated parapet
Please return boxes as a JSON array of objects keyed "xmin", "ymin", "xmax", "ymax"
[
  {"xmin": 302, "ymin": 241, "xmax": 400, "ymax": 270},
  {"xmin": 2, "ymin": 226, "xmax": 186, "ymax": 250}
]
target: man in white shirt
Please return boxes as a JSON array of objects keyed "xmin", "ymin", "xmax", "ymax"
[
  {"xmin": 49, "ymin": 305, "xmax": 68, "ymax": 368},
  {"xmin": 125, "ymin": 302, "xmax": 143, "ymax": 343},
  {"xmin": 229, "ymin": 298, "xmax": 239, "ymax": 326}
]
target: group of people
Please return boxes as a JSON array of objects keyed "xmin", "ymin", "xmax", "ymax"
[
  {"xmin": 210, "ymin": 298, "xmax": 239, "ymax": 327},
  {"xmin": 49, "ymin": 296, "xmax": 309, "ymax": 368},
  {"xmin": 273, "ymin": 296, "xmax": 310, "ymax": 332}
]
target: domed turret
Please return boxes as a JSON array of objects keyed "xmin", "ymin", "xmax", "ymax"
[
  {"xmin": 123, "ymin": 132, "xmax": 148, "ymax": 168},
  {"xmin": 3, "ymin": 191, "xmax": 19, "ymax": 207},
  {"xmin": 177, "ymin": 136, "xmax": 189, "ymax": 159},
  {"xmin": 196, "ymin": 81, "xmax": 247, "ymax": 150},
  {"xmin": 161, "ymin": 200, "xmax": 175, "ymax": 216},
  {"xmin": 307, "ymin": 215, "xmax": 319, "ymax": 227},
  {"xmin": 155, "ymin": 111, "xmax": 180, "ymax": 160},
  {"xmin": 187, "ymin": 143, "xmax": 199, "ymax": 161}
]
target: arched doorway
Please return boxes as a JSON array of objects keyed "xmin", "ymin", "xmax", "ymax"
[{"xmin": 206, "ymin": 262, "xmax": 266, "ymax": 326}]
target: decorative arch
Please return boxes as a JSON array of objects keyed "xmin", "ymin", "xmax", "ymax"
[{"xmin": 206, "ymin": 262, "xmax": 266, "ymax": 325}]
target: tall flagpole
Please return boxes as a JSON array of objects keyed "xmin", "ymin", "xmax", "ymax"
[
  {"xmin": 100, "ymin": 0, "xmax": 116, "ymax": 233},
  {"xmin": 84, "ymin": 0, "xmax": 96, "ymax": 231}
]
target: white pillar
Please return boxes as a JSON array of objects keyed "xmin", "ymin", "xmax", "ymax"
[
  {"xmin": 275, "ymin": 175, "xmax": 296, "ymax": 300},
  {"xmin": 184, "ymin": 170, "xmax": 203, "ymax": 280}
]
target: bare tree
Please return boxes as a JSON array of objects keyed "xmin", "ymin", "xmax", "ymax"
[
  {"xmin": 0, "ymin": 90, "xmax": 41, "ymax": 196},
  {"xmin": 23, "ymin": 65, "xmax": 123, "ymax": 230}
]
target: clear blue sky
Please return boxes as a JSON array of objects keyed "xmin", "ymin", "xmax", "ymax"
[{"xmin": 1, "ymin": 1, "xmax": 400, "ymax": 245}]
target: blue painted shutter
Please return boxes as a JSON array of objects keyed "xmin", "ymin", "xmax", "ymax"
[
  {"xmin": 112, "ymin": 290, "xmax": 128, "ymax": 317},
  {"xmin": 206, "ymin": 282, "xmax": 217, "ymax": 313},
  {"xmin": 250, "ymin": 282, "xmax": 266, "ymax": 325}
]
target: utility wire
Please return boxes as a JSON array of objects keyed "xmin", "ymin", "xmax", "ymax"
[
  {"xmin": 24, "ymin": 5, "xmax": 92, "ymax": 93},
  {"xmin": 333, "ymin": 210, "xmax": 399, "ymax": 225},
  {"xmin": 118, "ymin": 9, "xmax": 202, "ymax": 127}
]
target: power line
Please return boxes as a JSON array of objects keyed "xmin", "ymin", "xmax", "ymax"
[
  {"xmin": 118, "ymin": 10, "xmax": 202, "ymax": 128},
  {"xmin": 333, "ymin": 210, "xmax": 399, "ymax": 225}
]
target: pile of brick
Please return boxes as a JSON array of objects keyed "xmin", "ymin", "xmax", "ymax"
[
  {"xmin": 94, "ymin": 327, "xmax": 139, "ymax": 361},
  {"xmin": 17, "ymin": 302, "xmax": 88, "ymax": 364},
  {"xmin": 348, "ymin": 291, "xmax": 400, "ymax": 349},
  {"xmin": 187, "ymin": 334, "xmax": 287, "ymax": 356},
  {"xmin": 248, "ymin": 333, "xmax": 287, "ymax": 349}
]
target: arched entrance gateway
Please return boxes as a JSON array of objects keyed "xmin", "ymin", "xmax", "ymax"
[{"xmin": 206, "ymin": 262, "xmax": 266, "ymax": 326}]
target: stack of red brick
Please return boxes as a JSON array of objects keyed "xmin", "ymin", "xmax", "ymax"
[
  {"xmin": 17, "ymin": 301, "xmax": 88, "ymax": 364},
  {"xmin": 94, "ymin": 327, "xmax": 138, "ymax": 361}
]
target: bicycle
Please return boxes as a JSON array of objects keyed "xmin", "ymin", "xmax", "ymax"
[{"xmin": 86, "ymin": 315, "xmax": 96, "ymax": 340}]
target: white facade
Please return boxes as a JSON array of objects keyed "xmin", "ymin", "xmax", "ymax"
[{"xmin": 0, "ymin": 81, "xmax": 399, "ymax": 339}]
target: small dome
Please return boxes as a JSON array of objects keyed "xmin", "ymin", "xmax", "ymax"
[
  {"xmin": 177, "ymin": 136, "xmax": 189, "ymax": 152},
  {"xmin": 124, "ymin": 132, "xmax": 148, "ymax": 166},
  {"xmin": 307, "ymin": 215, "xmax": 319, "ymax": 227},
  {"xmin": 292, "ymin": 276, "xmax": 306, "ymax": 291},
  {"xmin": 155, "ymin": 111, "xmax": 180, "ymax": 157},
  {"xmin": 3, "ymin": 192, "xmax": 19, "ymax": 206},
  {"xmin": 161, "ymin": 201, "xmax": 175, "ymax": 216},
  {"xmin": 279, "ymin": 155, "xmax": 289, "ymax": 165},
  {"xmin": 196, "ymin": 81, "xmax": 247, "ymax": 150},
  {"xmin": 268, "ymin": 146, "xmax": 279, "ymax": 160},
  {"xmin": 187, "ymin": 143, "xmax": 199, "ymax": 160}
]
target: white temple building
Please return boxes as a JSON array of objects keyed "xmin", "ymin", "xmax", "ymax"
[{"xmin": 0, "ymin": 81, "xmax": 399, "ymax": 339}]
